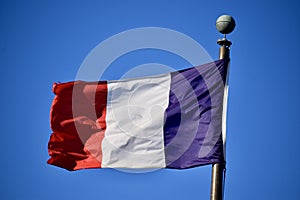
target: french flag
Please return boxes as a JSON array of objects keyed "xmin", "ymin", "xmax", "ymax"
[{"xmin": 48, "ymin": 59, "xmax": 228, "ymax": 171}]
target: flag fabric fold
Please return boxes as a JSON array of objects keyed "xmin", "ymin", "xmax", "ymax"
[{"xmin": 48, "ymin": 59, "xmax": 228, "ymax": 171}]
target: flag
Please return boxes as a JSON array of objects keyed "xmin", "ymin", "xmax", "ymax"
[{"xmin": 48, "ymin": 59, "xmax": 228, "ymax": 171}]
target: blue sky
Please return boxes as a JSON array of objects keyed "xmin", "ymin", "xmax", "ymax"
[{"xmin": 1, "ymin": 1, "xmax": 300, "ymax": 199}]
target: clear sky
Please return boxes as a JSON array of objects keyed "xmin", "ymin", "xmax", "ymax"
[{"xmin": 1, "ymin": 0, "xmax": 300, "ymax": 199}]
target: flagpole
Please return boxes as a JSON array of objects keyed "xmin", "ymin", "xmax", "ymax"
[{"xmin": 210, "ymin": 15, "xmax": 235, "ymax": 200}]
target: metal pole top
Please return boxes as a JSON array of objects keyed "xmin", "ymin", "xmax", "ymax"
[
  {"xmin": 216, "ymin": 15, "xmax": 235, "ymax": 48},
  {"xmin": 216, "ymin": 15, "xmax": 236, "ymax": 35}
]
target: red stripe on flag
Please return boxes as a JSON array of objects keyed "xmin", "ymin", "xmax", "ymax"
[{"xmin": 48, "ymin": 81, "xmax": 107, "ymax": 170}]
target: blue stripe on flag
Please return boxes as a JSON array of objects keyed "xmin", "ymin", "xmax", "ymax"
[{"xmin": 164, "ymin": 59, "xmax": 227, "ymax": 169}]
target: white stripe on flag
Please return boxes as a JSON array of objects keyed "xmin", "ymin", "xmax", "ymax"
[{"xmin": 102, "ymin": 74, "xmax": 171, "ymax": 168}]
